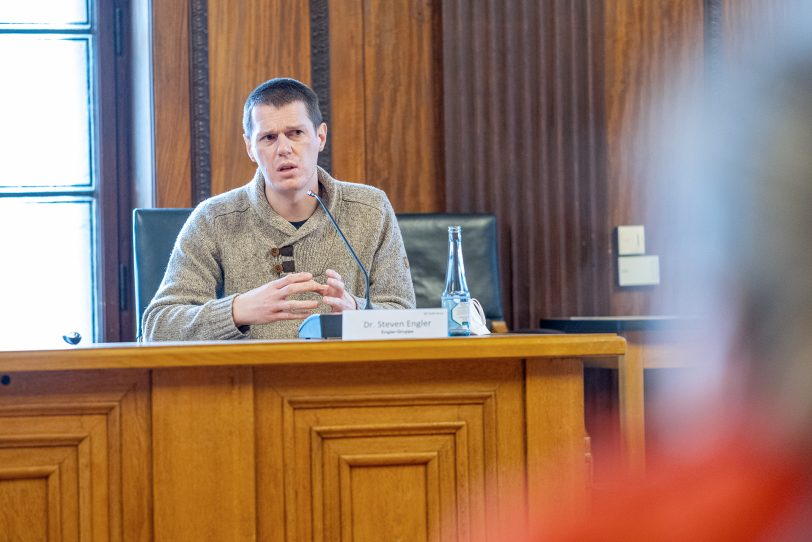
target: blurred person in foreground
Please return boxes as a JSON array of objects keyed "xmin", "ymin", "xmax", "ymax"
[
  {"xmin": 142, "ymin": 78, "xmax": 415, "ymax": 341},
  {"xmin": 519, "ymin": 7, "xmax": 812, "ymax": 542}
]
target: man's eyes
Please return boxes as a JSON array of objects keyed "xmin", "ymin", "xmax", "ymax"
[{"xmin": 262, "ymin": 130, "xmax": 304, "ymax": 142}]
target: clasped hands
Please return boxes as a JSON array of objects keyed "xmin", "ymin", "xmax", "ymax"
[{"xmin": 232, "ymin": 269, "xmax": 356, "ymax": 326}]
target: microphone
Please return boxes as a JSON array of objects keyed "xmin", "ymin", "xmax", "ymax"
[
  {"xmin": 298, "ymin": 189, "xmax": 370, "ymax": 339},
  {"xmin": 307, "ymin": 189, "xmax": 371, "ymax": 310}
]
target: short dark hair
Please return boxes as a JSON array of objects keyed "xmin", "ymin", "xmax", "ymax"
[{"xmin": 242, "ymin": 78, "xmax": 323, "ymax": 136}]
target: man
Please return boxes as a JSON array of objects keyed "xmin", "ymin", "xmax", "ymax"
[{"xmin": 142, "ymin": 78, "xmax": 415, "ymax": 340}]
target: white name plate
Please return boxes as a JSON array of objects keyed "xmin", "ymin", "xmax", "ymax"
[{"xmin": 342, "ymin": 308, "xmax": 448, "ymax": 340}]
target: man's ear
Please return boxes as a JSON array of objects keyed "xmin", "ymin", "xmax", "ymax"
[
  {"xmin": 317, "ymin": 123, "xmax": 328, "ymax": 152},
  {"xmin": 243, "ymin": 134, "xmax": 256, "ymax": 162}
]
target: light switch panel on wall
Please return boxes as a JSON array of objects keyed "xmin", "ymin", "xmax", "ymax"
[
  {"xmin": 617, "ymin": 225, "xmax": 646, "ymax": 255},
  {"xmin": 618, "ymin": 255, "xmax": 660, "ymax": 286}
]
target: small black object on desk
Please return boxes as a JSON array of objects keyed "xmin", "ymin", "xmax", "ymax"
[{"xmin": 537, "ymin": 315, "xmax": 698, "ymax": 334}]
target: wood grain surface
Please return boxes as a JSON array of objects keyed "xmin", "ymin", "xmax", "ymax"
[
  {"xmin": 441, "ymin": 0, "xmax": 611, "ymax": 328},
  {"xmin": 330, "ymin": 0, "xmax": 444, "ymax": 212},
  {"xmin": 152, "ymin": 0, "xmax": 192, "ymax": 208},
  {"xmin": 208, "ymin": 0, "xmax": 312, "ymax": 196},
  {"xmin": 152, "ymin": 366, "xmax": 256, "ymax": 541},
  {"xmin": 0, "ymin": 334, "xmax": 625, "ymax": 373}
]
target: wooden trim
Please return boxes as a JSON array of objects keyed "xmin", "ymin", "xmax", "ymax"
[
  {"xmin": 0, "ymin": 334, "xmax": 625, "ymax": 373},
  {"xmin": 188, "ymin": 0, "xmax": 212, "ymax": 204},
  {"xmin": 310, "ymin": 0, "xmax": 332, "ymax": 172},
  {"xmin": 81, "ymin": 0, "xmax": 134, "ymax": 342},
  {"xmin": 525, "ymin": 357, "xmax": 587, "ymax": 529}
]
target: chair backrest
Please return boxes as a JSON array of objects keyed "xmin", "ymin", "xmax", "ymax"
[
  {"xmin": 396, "ymin": 213, "xmax": 505, "ymax": 329},
  {"xmin": 132, "ymin": 209, "xmax": 506, "ymax": 335},
  {"xmin": 132, "ymin": 208, "xmax": 192, "ymax": 337}
]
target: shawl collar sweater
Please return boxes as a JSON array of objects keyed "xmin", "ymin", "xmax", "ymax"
[{"xmin": 142, "ymin": 167, "xmax": 415, "ymax": 340}]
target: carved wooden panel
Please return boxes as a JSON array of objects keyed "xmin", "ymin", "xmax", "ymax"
[
  {"xmin": 317, "ymin": 423, "xmax": 465, "ymax": 541},
  {"xmin": 339, "ymin": 451, "xmax": 439, "ymax": 541},
  {"xmin": 255, "ymin": 359, "xmax": 525, "ymax": 541},
  {"xmin": 0, "ymin": 370, "xmax": 150, "ymax": 541}
]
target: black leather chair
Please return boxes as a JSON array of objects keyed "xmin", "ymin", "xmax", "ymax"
[
  {"xmin": 132, "ymin": 208, "xmax": 192, "ymax": 338},
  {"xmin": 397, "ymin": 213, "xmax": 506, "ymax": 332}
]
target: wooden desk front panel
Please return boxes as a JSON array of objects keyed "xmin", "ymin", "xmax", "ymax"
[
  {"xmin": 0, "ymin": 370, "xmax": 151, "ymax": 542},
  {"xmin": 153, "ymin": 360, "xmax": 526, "ymax": 542},
  {"xmin": 257, "ymin": 359, "xmax": 525, "ymax": 542}
]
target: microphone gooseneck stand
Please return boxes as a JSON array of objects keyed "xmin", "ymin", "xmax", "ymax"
[{"xmin": 298, "ymin": 189, "xmax": 372, "ymax": 338}]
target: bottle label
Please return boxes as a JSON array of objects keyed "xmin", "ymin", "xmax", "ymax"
[
  {"xmin": 451, "ymin": 301, "xmax": 470, "ymax": 326},
  {"xmin": 443, "ymin": 297, "xmax": 470, "ymax": 329}
]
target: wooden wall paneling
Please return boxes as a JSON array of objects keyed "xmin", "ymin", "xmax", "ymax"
[
  {"xmin": 442, "ymin": 0, "xmax": 607, "ymax": 329},
  {"xmin": 443, "ymin": 0, "xmax": 509, "ymax": 323},
  {"xmin": 363, "ymin": 0, "xmax": 444, "ymax": 212},
  {"xmin": 208, "ymin": 0, "xmax": 312, "ymax": 196},
  {"xmin": 330, "ymin": 0, "xmax": 444, "ymax": 213},
  {"xmin": 585, "ymin": 1, "xmax": 611, "ymax": 320},
  {"xmin": 152, "ymin": 367, "xmax": 256, "ymax": 541},
  {"xmin": 547, "ymin": 1, "xmax": 608, "ymax": 321},
  {"xmin": 603, "ymin": 0, "xmax": 705, "ymax": 316},
  {"xmin": 329, "ymin": 0, "xmax": 367, "ymax": 185},
  {"xmin": 151, "ymin": 0, "xmax": 193, "ymax": 208}
]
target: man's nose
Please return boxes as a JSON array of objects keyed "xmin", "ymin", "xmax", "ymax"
[{"xmin": 277, "ymin": 135, "xmax": 292, "ymax": 155}]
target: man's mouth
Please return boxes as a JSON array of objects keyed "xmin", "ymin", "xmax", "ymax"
[{"xmin": 277, "ymin": 163, "xmax": 297, "ymax": 172}]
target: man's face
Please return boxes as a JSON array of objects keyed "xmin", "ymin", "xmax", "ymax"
[{"xmin": 243, "ymin": 101, "xmax": 327, "ymax": 197}]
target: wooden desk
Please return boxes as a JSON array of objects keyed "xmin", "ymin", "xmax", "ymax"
[
  {"xmin": 540, "ymin": 317, "xmax": 695, "ymax": 474},
  {"xmin": 0, "ymin": 334, "xmax": 624, "ymax": 541}
]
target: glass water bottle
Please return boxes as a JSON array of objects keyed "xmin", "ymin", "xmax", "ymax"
[{"xmin": 441, "ymin": 226, "xmax": 471, "ymax": 336}]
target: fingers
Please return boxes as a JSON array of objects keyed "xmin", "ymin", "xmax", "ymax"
[
  {"xmin": 274, "ymin": 312, "xmax": 311, "ymax": 321},
  {"xmin": 324, "ymin": 277, "xmax": 345, "ymax": 294},
  {"xmin": 244, "ymin": 270, "xmax": 354, "ymax": 324},
  {"xmin": 321, "ymin": 269, "xmax": 357, "ymax": 313},
  {"xmin": 274, "ymin": 272, "xmax": 313, "ymax": 288},
  {"xmin": 281, "ymin": 299, "xmax": 320, "ymax": 313},
  {"xmin": 322, "ymin": 296, "xmax": 345, "ymax": 313},
  {"xmin": 280, "ymin": 279, "xmax": 328, "ymax": 297},
  {"xmin": 323, "ymin": 269, "xmax": 345, "ymax": 296}
]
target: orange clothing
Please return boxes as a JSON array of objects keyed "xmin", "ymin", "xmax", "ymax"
[{"xmin": 536, "ymin": 434, "xmax": 811, "ymax": 541}]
